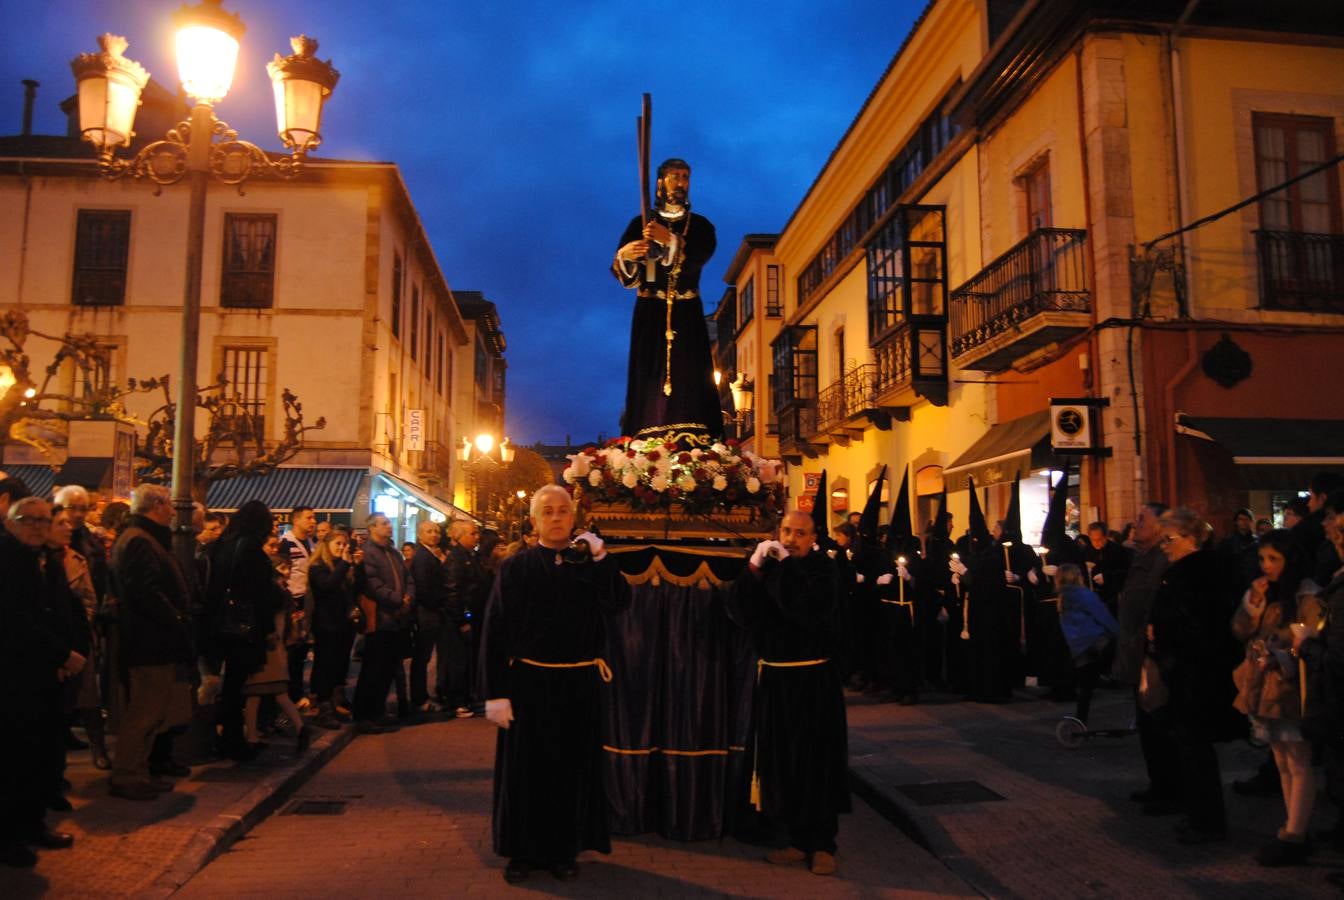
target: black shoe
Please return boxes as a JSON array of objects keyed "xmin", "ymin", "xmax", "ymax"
[
  {"xmin": 1231, "ymin": 770, "xmax": 1280, "ymax": 797},
  {"xmin": 550, "ymin": 859, "xmax": 578, "ymax": 880},
  {"xmin": 47, "ymin": 796, "xmax": 73, "ymax": 812},
  {"xmin": 504, "ymin": 858, "xmax": 531, "ymax": 883},
  {"xmin": 1142, "ymin": 800, "xmax": 1182, "ymax": 816},
  {"xmin": 1257, "ymin": 837, "xmax": 1310, "ymax": 867},
  {"xmin": 65, "ymin": 729, "xmax": 88, "ymax": 750},
  {"xmin": 0, "ymin": 841, "xmax": 37, "ymax": 868},
  {"xmin": 149, "ymin": 760, "xmax": 191, "ymax": 778},
  {"xmin": 26, "ymin": 828, "xmax": 75, "ymax": 850},
  {"xmin": 294, "ymin": 726, "xmax": 313, "ymax": 758}
]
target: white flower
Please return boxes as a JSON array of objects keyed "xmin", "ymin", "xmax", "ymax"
[
  {"xmin": 746, "ymin": 476, "xmax": 761, "ymax": 494},
  {"xmin": 711, "ymin": 442, "xmax": 728, "ymax": 455},
  {"xmin": 677, "ymin": 473, "xmax": 697, "ymax": 492},
  {"xmin": 621, "ymin": 470, "xmax": 639, "ymax": 489},
  {"xmin": 655, "ymin": 457, "xmax": 673, "ymax": 476},
  {"xmin": 757, "ymin": 460, "xmax": 778, "ymax": 483},
  {"xmin": 566, "ymin": 453, "xmax": 591, "ymax": 477},
  {"xmin": 690, "ymin": 448, "xmax": 703, "ymax": 459},
  {"xmin": 712, "ymin": 474, "xmax": 728, "ymax": 491},
  {"xmin": 588, "ymin": 469, "xmax": 603, "ymax": 487},
  {"xmin": 630, "ymin": 439, "xmax": 647, "ymax": 453},
  {"xmin": 650, "ymin": 473, "xmax": 669, "ymax": 492},
  {"xmin": 633, "ymin": 454, "xmax": 651, "ymax": 471},
  {"xmin": 562, "ymin": 467, "xmax": 577, "ymax": 484}
]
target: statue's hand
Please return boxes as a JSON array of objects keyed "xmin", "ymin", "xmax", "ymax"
[
  {"xmin": 618, "ymin": 240, "xmax": 649, "ymax": 262},
  {"xmin": 643, "ymin": 221, "xmax": 672, "ymax": 244}
]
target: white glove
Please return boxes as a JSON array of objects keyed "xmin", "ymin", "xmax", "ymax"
[
  {"xmin": 855, "ymin": 572, "xmax": 866, "ymax": 583},
  {"xmin": 573, "ymin": 530, "xmax": 607, "ymax": 561},
  {"xmin": 1027, "ymin": 569, "xmax": 1040, "ymax": 586},
  {"xmin": 949, "ymin": 558, "xmax": 968, "ymax": 576},
  {"xmin": 1005, "ymin": 570, "xmax": 1019, "ymax": 584},
  {"xmin": 1042, "ymin": 564, "xmax": 1059, "ymax": 577},
  {"xmin": 826, "ymin": 548, "xmax": 837, "ymax": 559},
  {"xmin": 897, "ymin": 565, "xmax": 912, "ymax": 582},
  {"xmin": 750, "ymin": 540, "xmax": 789, "ymax": 568},
  {"xmin": 1092, "ymin": 572, "xmax": 1104, "ymax": 586},
  {"xmin": 951, "ymin": 573, "xmax": 960, "ymax": 587},
  {"xmin": 876, "ymin": 573, "xmax": 893, "ymax": 586},
  {"xmin": 846, "ymin": 549, "xmax": 854, "ymax": 561},
  {"xmin": 485, "ymin": 698, "xmax": 514, "ymax": 730}
]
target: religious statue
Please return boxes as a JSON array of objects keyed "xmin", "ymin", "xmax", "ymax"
[{"xmin": 612, "ymin": 157, "xmax": 723, "ymax": 441}]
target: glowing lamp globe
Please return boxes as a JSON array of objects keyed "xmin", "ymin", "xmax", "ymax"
[
  {"xmin": 174, "ymin": 0, "xmax": 244, "ymax": 103},
  {"xmin": 70, "ymin": 34, "xmax": 150, "ymax": 152},
  {"xmin": 267, "ymin": 35, "xmax": 339, "ymax": 152}
]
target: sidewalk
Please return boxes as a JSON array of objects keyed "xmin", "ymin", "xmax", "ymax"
[
  {"xmin": 848, "ymin": 685, "xmax": 1341, "ymax": 899},
  {"xmin": 1, "ymin": 721, "xmax": 354, "ymax": 900}
]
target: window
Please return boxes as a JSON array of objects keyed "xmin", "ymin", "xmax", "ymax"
[
  {"xmin": 410, "ymin": 285, "xmax": 421, "ymax": 360},
  {"xmin": 220, "ymin": 346, "xmax": 267, "ymax": 439},
  {"xmin": 766, "ymin": 265, "xmax": 782, "ymax": 316},
  {"xmin": 80, "ymin": 342, "xmax": 118, "ymax": 400},
  {"xmin": 391, "ymin": 252, "xmax": 403, "ymax": 339},
  {"xmin": 475, "ymin": 337, "xmax": 489, "ymax": 389},
  {"xmin": 1254, "ymin": 113, "xmax": 1343, "ymax": 311},
  {"xmin": 1022, "ymin": 159, "xmax": 1052, "ymax": 233},
  {"xmin": 425, "ymin": 306, "xmax": 434, "ymax": 378},
  {"xmin": 833, "ymin": 327, "xmax": 846, "ymax": 381},
  {"xmin": 435, "ymin": 333, "xmax": 445, "ymax": 394},
  {"xmin": 739, "ymin": 278, "xmax": 755, "ymax": 329},
  {"xmin": 771, "ymin": 325, "xmax": 818, "ymax": 411},
  {"xmin": 72, "ymin": 210, "xmax": 131, "ymax": 306},
  {"xmin": 866, "ymin": 205, "xmax": 947, "ymax": 342},
  {"xmin": 220, "ymin": 213, "xmax": 277, "ymax": 308}
]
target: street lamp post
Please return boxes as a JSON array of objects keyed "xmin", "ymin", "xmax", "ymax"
[
  {"xmin": 71, "ymin": 1, "xmax": 338, "ymax": 573},
  {"xmin": 458, "ymin": 433, "xmax": 515, "ymax": 523}
]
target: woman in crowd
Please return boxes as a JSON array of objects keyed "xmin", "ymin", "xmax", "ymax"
[
  {"xmin": 242, "ymin": 527, "xmax": 312, "ymax": 755},
  {"xmin": 308, "ymin": 527, "xmax": 361, "ymax": 726},
  {"xmin": 49, "ymin": 505, "xmax": 109, "ymax": 769},
  {"xmin": 1146, "ymin": 507, "xmax": 1236, "ymax": 844},
  {"xmin": 1233, "ymin": 529, "xmax": 1324, "ymax": 865},
  {"xmin": 208, "ymin": 501, "xmax": 299, "ymax": 760},
  {"xmin": 42, "ymin": 506, "xmax": 94, "ymax": 810},
  {"xmin": 1056, "ymin": 563, "xmax": 1118, "ymax": 725}
]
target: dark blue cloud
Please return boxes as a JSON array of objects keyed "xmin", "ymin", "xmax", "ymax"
[{"xmin": 3, "ymin": 0, "xmax": 925, "ymax": 444}]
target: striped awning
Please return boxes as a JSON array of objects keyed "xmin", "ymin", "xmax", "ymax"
[
  {"xmin": 0, "ymin": 464, "xmax": 56, "ymax": 499},
  {"xmin": 206, "ymin": 467, "xmax": 366, "ymax": 513}
]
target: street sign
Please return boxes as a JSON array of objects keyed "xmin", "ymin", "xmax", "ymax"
[{"xmin": 406, "ymin": 409, "xmax": 425, "ymax": 452}]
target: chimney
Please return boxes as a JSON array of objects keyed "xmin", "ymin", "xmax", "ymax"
[{"xmin": 22, "ymin": 79, "xmax": 38, "ymax": 136}]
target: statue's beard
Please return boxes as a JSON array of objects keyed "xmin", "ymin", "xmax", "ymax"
[{"xmin": 656, "ymin": 187, "xmax": 689, "ymax": 212}]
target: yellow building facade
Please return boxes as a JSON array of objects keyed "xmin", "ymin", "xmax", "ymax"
[{"xmin": 741, "ymin": 0, "xmax": 1344, "ymax": 542}]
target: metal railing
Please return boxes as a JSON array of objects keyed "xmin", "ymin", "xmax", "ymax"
[
  {"xmin": 1256, "ymin": 230, "xmax": 1344, "ymax": 312},
  {"xmin": 813, "ymin": 364, "xmax": 877, "ymax": 436},
  {"xmin": 949, "ymin": 227, "xmax": 1090, "ymax": 358},
  {"xmin": 776, "ymin": 402, "xmax": 816, "ymax": 456}
]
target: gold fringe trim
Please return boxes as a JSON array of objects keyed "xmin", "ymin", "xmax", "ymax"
[
  {"xmin": 603, "ymin": 745, "xmax": 747, "ymax": 757},
  {"xmin": 619, "ymin": 555, "xmax": 724, "ymax": 588}
]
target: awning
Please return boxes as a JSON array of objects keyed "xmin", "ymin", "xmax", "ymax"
[
  {"xmin": 373, "ymin": 471, "xmax": 477, "ymax": 523},
  {"xmin": 0, "ymin": 464, "xmax": 56, "ymax": 499},
  {"xmin": 1176, "ymin": 415, "xmax": 1344, "ymax": 490},
  {"xmin": 55, "ymin": 457, "xmax": 114, "ymax": 490},
  {"xmin": 943, "ymin": 409, "xmax": 1059, "ymax": 492},
  {"xmin": 206, "ymin": 467, "xmax": 367, "ymax": 513}
]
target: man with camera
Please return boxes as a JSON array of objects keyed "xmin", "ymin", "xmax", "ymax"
[{"xmin": 479, "ymin": 484, "xmax": 630, "ymax": 884}]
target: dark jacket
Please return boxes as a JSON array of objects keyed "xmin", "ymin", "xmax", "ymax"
[
  {"xmin": 70, "ymin": 523, "xmax": 109, "ymax": 604},
  {"xmin": 411, "ymin": 543, "xmax": 449, "ymax": 622},
  {"xmin": 0, "ymin": 532, "xmax": 71, "ymax": 717},
  {"xmin": 109, "ymin": 515, "xmax": 194, "ymax": 668},
  {"xmin": 362, "ymin": 539, "xmax": 414, "ymax": 632},
  {"xmin": 44, "ymin": 546, "xmax": 92, "ymax": 658},
  {"xmin": 444, "ymin": 542, "xmax": 488, "ymax": 626},
  {"xmin": 206, "ymin": 534, "xmax": 288, "ymax": 670},
  {"xmin": 1113, "ymin": 544, "xmax": 1168, "ymax": 684},
  {"xmin": 308, "ymin": 557, "xmax": 356, "ymax": 633}
]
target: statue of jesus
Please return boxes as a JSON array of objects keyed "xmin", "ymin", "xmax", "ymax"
[{"xmin": 612, "ymin": 158, "xmax": 723, "ymax": 441}]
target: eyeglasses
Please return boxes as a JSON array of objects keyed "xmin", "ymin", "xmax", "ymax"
[{"xmin": 15, "ymin": 516, "xmax": 53, "ymax": 526}]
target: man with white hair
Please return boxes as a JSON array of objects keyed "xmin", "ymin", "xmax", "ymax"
[
  {"xmin": 479, "ymin": 484, "xmax": 630, "ymax": 884},
  {"xmin": 107, "ymin": 485, "xmax": 194, "ymax": 800},
  {"xmin": 54, "ymin": 485, "xmax": 109, "ymax": 605},
  {"xmin": 1, "ymin": 496, "xmax": 85, "ymax": 865}
]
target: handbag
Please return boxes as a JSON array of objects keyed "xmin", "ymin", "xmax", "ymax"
[{"xmin": 218, "ymin": 545, "xmax": 255, "ymax": 640}]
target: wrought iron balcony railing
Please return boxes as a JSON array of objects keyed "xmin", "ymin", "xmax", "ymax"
[
  {"xmin": 1256, "ymin": 230, "xmax": 1344, "ymax": 312},
  {"xmin": 949, "ymin": 227, "xmax": 1090, "ymax": 363},
  {"xmin": 813, "ymin": 365, "xmax": 878, "ymax": 436}
]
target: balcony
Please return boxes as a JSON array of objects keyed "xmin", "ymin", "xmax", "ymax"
[
  {"xmin": 949, "ymin": 227, "xmax": 1091, "ymax": 371},
  {"xmin": 872, "ymin": 320, "xmax": 948, "ymax": 409},
  {"xmin": 776, "ymin": 401, "xmax": 817, "ymax": 462},
  {"xmin": 810, "ymin": 364, "xmax": 899, "ymax": 442},
  {"xmin": 1256, "ymin": 230, "xmax": 1344, "ymax": 312}
]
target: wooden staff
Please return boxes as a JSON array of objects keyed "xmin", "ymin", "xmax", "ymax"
[
  {"xmin": 1003, "ymin": 541, "xmax": 1026, "ymax": 650},
  {"xmin": 953, "ymin": 553, "xmax": 970, "ymax": 640},
  {"xmin": 637, "ymin": 93, "xmax": 654, "ymax": 282}
]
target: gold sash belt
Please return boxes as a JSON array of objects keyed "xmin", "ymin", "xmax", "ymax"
[
  {"xmin": 513, "ymin": 656, "xmax": 613, "ymax": 683},
  {"xmin": 637, "ymin": 289, "xmax": 699, "ymax": 301},
  {"xmin": 751, "ymin": 657, "xmax": 830, "ymax": 810}
]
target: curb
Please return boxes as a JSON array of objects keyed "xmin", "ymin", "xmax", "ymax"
[
  {"xmin": 848, "ymin": 763, "xmax": 1012, "ymax": 899},
  {"xmin": 144, "ymin": 724, "xmax": 357, "ymax": 897}
]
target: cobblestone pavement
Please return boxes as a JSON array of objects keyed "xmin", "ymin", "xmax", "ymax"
[
  {"xmin": 848, "ymin": 685, "xmax": 1342, "ymax": 899},
  {"xmin": 178, "ymin": 716, "xmax": 976, "ymax": 899}
]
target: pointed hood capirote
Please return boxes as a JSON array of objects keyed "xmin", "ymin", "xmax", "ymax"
[
  {"xmin": 1002, "ymin": 472, "xmax": 1023, "ymax": 544},
  {"xmin": 858, "ymin": 465, "xmax": 887, "ymax": 542},
  {"xmin": 930, "ymin": 489, "xmax": 950, "ymax": 541},
  {"xmin": 885, "ymin": 466, "xmax": 915, "ymax": 553},
  {"xmin": 810, "ymin": 469, "xmax": 829, "ymax": 542},
  {"xmin": 1041, "ymin": 466, "xmax": 1080, "ymax": 564},
  {"xmin": 966, "ymin": 475, "xmax": 991, "ymax": 548}
]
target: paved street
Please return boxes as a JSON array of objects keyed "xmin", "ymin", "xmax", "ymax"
[{"xmin": 177, "ymin": 715, "xmax": 973, "ymax": 899}]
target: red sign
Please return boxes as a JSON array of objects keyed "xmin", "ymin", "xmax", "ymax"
[{"xmin": 797, "ymin": 494, "xmax": 816, "ymax": 513}]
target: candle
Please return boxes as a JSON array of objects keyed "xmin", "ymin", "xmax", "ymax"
[
  {"xmin": 897, "ymin": 556, "xmax": 907, "ymax": 603},
  {"xmin": 1003, "ymin": 541, "xmax": 1013, "ymax": 570}
]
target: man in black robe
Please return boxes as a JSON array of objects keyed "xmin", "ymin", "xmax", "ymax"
[
  {"xmin": 479, "ymin": 485, "xmax": 630, "ymax": 884},
  {"xmin": 612, "ymin": 158, "xmax": 722, "ymax": 439},
  {"xmin": 730, "ymin": 510, "xmax": 850, "ymax": 877}
]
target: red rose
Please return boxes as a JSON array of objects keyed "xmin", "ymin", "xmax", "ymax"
[
  {"xmin": 585, "ymin": 446, "xmax": 599, "ymax": 457},
  {"xmin": 626, "ymin": 449, "xmax": 637, "ymax": 458},
  {"xmin": 726, "ymin": 438, "xmax": 740, "ymax": 447},
  {"xmin": 704, "ymin": 452, "xmax": 720, "ymax": 462},
  {"xmin": 668, "ymin": 487, "xmax": 681, "ymax": 499},
  {"xmin": 678, "ymin": 452, "xmax": 693, "ymax": 464},
  {"xmin": 646, "ymin": 450, "xmax": 661, "ymax": 462}
]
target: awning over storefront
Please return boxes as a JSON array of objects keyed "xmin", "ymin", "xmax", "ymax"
[
  {"xmin": 0, "ymin": 464, "xmax": 55, "ymax": 499},
  {"xmin": 372, "ymin": 471, "xmax": 477, "ymax": 524},
  {"xmin": 942, "ymin": 409, "xmax": 1059, "ymax": 493},
  {"xmin": 1176, "ymin": 415, "xmax": 1344, "ymax": 490},
  {"xmin": 206, "ymin": 467, "xmax": 367, "ymax": 513}
]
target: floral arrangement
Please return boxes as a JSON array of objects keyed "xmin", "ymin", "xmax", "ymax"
[{"xmin": 562, "ymin": 434, "xmax": 785, "ymax": 517}]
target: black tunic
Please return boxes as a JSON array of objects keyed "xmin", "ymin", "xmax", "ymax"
[
  {"xmin": 613, "ymin": 209, "xmax": 722, "ymax": 438},
  {"xmin": 728, "ymin": 550, "xmax": 851, "ymax": 829},
  {"xmin": 479, "ymin": 544, "xmax": 631, "ymax": 862}
]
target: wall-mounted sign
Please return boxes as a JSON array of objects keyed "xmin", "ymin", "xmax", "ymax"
[
  {"xmin": 406, "ymin": 409, "xmax": 425, "ymax": 452},
  {"xmin": 803, "ymin": 472, "xmax": 824, "ymax": 492},
  {"xmin": 797, "ymin": 493, "xmax": 816, "ymax": 513},
  {"xmin": 1049, "ymin": 397, "xmax": 1111, "ymax": 456}
]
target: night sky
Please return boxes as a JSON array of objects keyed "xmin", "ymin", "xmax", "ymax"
[{"xmin": 3, "ymin": 0, "xmax": 925, "ymax": 445}]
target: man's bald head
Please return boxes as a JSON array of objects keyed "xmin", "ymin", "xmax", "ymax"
[{"xmin": 779, "ymin": 510, "xmax": 816, "ymax": 557}]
